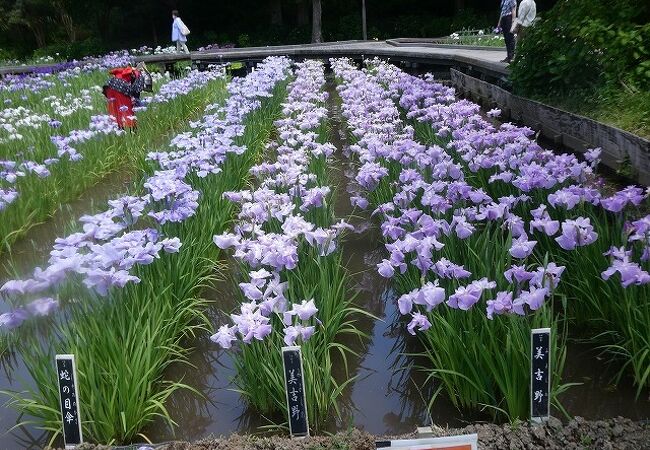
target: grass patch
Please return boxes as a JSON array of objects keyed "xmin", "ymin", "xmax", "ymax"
[{"xmin": 531, "ymin": 87, "xmax": 650, "ymax": 140}]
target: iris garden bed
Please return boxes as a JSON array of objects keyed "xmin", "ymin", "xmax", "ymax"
[
  {"xmin": 0, "ymin": 56, "xmax": 648, "ymax": 447},
  {"xmin": 0, "ymin": 56, "xmax": 228, "ymax": 252}
]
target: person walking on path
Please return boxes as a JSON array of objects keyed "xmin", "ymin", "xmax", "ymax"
[
  {"xmin": 512, "ymin": 0, "xmax": 537, "ymax": 45},
  {"xmin": 172, "ymin": 10, "xmax": 190, "ymax": 54},
  {"xmin": 497, "ymin": 0, "xmax": 517, "ymax": 64}
]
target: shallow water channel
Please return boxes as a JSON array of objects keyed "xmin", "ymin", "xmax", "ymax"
[{"xmin": 1, "ymin": 81, "xmax": 649, "ymax": 448}]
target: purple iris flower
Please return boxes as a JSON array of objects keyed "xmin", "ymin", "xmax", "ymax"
[
  {"xmin": 407, "ymin": 312, "xmax": 432, "ymax": 335},
  {"xmin": 486, "ymin": 291, "xmax": 516, "ymax": 319},
  {"xmin": 350, "ymin": 196, "xmax": 369, "ymax": 209},
  {"xmin": 161, "ymin": 237, "xmax": 182, "ymax": 253},
  {"xmin": 210, "ymin": 325, "xmax": 238, "ymax": 349},
  {"xmin": 447, "ymin": 285, "xmax": 481, "ymax": 310},
  {"xmin": 397, "ymin": 289, "xmax": 417, "ymax": 315},
  {"xmin": 0, "ymin": 309, "xmax": 29, "ymax": 329},
  {"xmin": 377, "ymin": 259, "xmax": 395, "ymax": 278},
  {"xmin": 214, "ymin": 233, "xmax": 241, "ymax": 250},
  {"xmin": 584, "ymin": 148, "xmax": 601, "ymax": 167},
  {"xmin": 505, "ymin": 214, "xmax": 526, "ymax": 238},
  {"xmin": 514, "ymin": 287, "xmax": 549, "ymax": 311},
  {"xmin": 602, "ymin": 248, "xmax": 650, "ymax": 287},
  {"xmin": 26, "ymin": 297, "xmax": 59, "ymax": 316},
  {"xmin": 283, "ymin": 325, "xmax": 316, "ymax": 346},
  {"xmin": 504, "ymin": 264, "xmax": 535, "ymax": 284},
  {"xmin": 239, "ymin": 282, "xmax": 264, "ymax": 301},
  {"xmin": 452, "ymin": 215, "xmax": 475, "ymax": 239},
  {"xmin": 82, "ymin": 268, "xmax": 140, "ymax": 296},
  {"xmin": 555, "ymin": 217, "xmax": 598, "ymax": 251},
  {"xmin": 601, "ymin": 186, "xmax": 646, "ymax": 213},
  {"xmin": 432, "ymin": 258, "xmax": 471, "ymax": 279},
  {"xmin": 1, "ymin": 278, "xmax": 50, "ymax": 296},
  {"xmin": 509, "ymin": 234, "xmax": 537, "ymax": 259},
  {"xmin": 529, "ymin": 204, "xmax": 559, "ymax": 236},
  {"xmin": 415, "ymin": 281, "xmax": 446, "ymax": 311},
  {"xmin": 283, "ymin": 299, "xmax": 318, "ymax": 325},
  {"xmin": 0, "ymin": 189, "xmax": 19, "ymax": 210},
  {"xmin": 530, "ymin": 263, "xmax": 565, "ymax": 290},
  {"xmin": 547, "ymin": 188, "xmax": 581, "ymax": 210},
  {"xmin": 304, "ymin": 228, "xmax": 337, "ymax": 256}
]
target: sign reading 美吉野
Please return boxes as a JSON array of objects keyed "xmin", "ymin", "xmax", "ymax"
[
  {"xmin": 281, "ymin": 346, "xmax": 309, "ymax": 438},
  {"xmin": 56, "ymin": 354, "xmax": 83, "ymax": 448},
  {"xmin": 531, "ymin": 328, "xmax": 551, "ymax": 422}
]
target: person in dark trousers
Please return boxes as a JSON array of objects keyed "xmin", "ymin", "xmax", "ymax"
[{"xmin": 498, "ymin": 0, "xmax": 517, "ymax": 63}]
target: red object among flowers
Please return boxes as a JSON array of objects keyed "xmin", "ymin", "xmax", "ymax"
[{"xmin": 103, "ymin": 67, "xmax": 142, "ymax": 129}]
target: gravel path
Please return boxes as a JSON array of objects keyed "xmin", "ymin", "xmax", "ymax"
[{"xmin": 64, "ymin": 417, "xmax": 649, "ymax": 450}]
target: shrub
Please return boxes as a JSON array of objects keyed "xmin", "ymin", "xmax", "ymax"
[
  {"xmin": 32, "ymin": 38, "xmax": 106, "ymax": 61},
  {"xmin": 237, "ymin": 33, "xmax": 252, "ymax": 48},
  {"xmin": 511, "ymin": 0, "xmax": 650, "ymax": 95}
]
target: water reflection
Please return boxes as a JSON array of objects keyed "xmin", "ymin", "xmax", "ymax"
[
  {"xmin": 328, "ymin": 81, "xmax": 436, "ymax": 435},
  {"xmin": 5, "ymin": 425, "xmax": 50, "ymax": 450}
]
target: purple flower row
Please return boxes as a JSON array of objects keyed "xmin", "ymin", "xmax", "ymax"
[
  {"xmin": 333, "ymin": 58, "xmax": 649, "ymax": 334},
  {"xmin": 211, "ymin": 60, "xmax": 349, "ymax": 349},
  {"xmin": 1, "ymin": 52, "xmax": 133, "ymax": 97},
  {"xmin": 388, "ymin": 62, "xmax": 649, "ymax": 288},
  {"xmin": 143, "ymin": 68, "xmax": 225, "ymax": 106},
  {"xmin": 332, "ymin": 59, "xmax": 564, "ymax": 331},
  {"xmin": 0, "ymin": 57, "xmax": 293, "ymax": 331}
]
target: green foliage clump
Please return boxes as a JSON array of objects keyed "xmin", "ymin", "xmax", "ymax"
[
  {"xmin": 33, "ymin": 38, "xmax": 107, "ymax": 61},
  {"xmin": 511, "ymin": 0, "xmax": 650, "ymax": 95}
]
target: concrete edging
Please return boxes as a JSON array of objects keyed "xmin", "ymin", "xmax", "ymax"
[{"xmin": 450, "ymin": 68, "xmax": 650, "ymax": 185}]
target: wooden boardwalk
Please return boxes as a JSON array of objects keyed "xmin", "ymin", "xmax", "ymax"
[{"xmin": 0, "ymin": 40, "xmax": 509, "ymax": 80}]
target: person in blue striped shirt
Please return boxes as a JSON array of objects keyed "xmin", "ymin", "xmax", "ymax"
[{"xmin": 497, "ymin": 0, "xmax": 517, "ymax": 63}]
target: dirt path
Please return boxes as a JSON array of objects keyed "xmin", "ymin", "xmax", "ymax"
[{"xmin": 61, "ymin": 417, "xmax": 650, "ymax": 450}]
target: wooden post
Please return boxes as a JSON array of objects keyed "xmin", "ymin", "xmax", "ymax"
[
  {"xmin": 362, "ymin": 0, "xmax": 368, "ymax": 40},
  {"xmin": 311, "ymin": 0, "xmax": 323, "ymax": 43}
]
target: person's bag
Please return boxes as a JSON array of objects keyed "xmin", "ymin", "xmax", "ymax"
[
  {"xmin": 511, "ymin": 18, "xmax": 519, "ymax": 33},
  {"xmin": 136, "ymin": 62, "xmax": 153, "ymax": 92},
  {"xmin": 179, "ymin": 20, "xmax": 191, "ymax": 36}
]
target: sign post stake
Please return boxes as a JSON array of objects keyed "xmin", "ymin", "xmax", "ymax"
[
  {"xmin": 55, "ymin": 354, "xmax": 83, "ymax": 448},
  {"xmin": 281, "ymin": 346, "xmax": 309, "ymax": 438},
  {"xmin": 530, "ymin": 328, "xmax": 551, "ymax": 423}
]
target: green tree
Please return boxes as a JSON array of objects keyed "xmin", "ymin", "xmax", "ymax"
[{"xmin": 1, "ymin": 0, "xmax": 55, "ymax": 47}]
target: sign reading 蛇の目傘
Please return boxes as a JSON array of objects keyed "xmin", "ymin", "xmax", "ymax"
[{"xmin": 56, "ymin": 354, "xmax": 83, "ymax": 448}]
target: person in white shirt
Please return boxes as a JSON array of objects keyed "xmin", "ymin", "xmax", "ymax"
[
  {"xmin": 171, "ymin": 10, "xmax": 190, "ymax": 54},
  {"xmin": 512, "ymin": 0, "xmax": 537, "ymax": 44}
]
